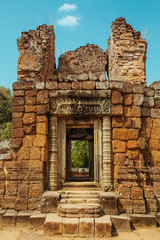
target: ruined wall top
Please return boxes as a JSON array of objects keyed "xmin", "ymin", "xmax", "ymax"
[
  {"xmin": 17, "ymin": 24, "xmax": 55, "ymax": 82},
  {"xmin": 57, "ymin": 44, "xmax": 107, "ymax": 75},
  {"xmin": 107, "ymin": 17, "xmax": 147, "ymax": 84}
]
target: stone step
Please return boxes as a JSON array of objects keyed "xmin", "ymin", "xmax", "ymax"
[
  {"xmin": 61, "ymin": 194, "xmax": 99, "ymax": 199},
  {"xmin": 60, "ymin": 198, "xmax": 100, "ymax": 204},
  {"xmin": 111, "ymin": 215, "xmax": 131, "ymax": 232},
  {"xmin": 44, "ymin": 213, "xmax": 112, "ymax": 237},
  {"xmin": 59, "ymin": 203, "xmax": 103, "ymax": 218},
  {"xmin": 63, "ymin": 182, "xmax": 98, "ymax": 188}
]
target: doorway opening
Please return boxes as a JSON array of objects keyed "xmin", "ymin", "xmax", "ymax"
[{"xmin": 66, "ymin": 127, "xmax": 94, "ymax": 182}]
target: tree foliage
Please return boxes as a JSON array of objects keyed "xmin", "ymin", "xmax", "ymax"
[
  {"xmin": 71, "ymin": 140, "xmax": 89, "ymax": 168},
  {"xmin": 0, "ymin": 87, "xmax": 12, "ymax": 140}
]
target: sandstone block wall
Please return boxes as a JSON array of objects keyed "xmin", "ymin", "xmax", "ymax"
[
  {"xmin": 107, "ymin": 17, "xmax": 147, "ymax": 83},
  {"xmin": 0, "ymin": 18, "xmax": 160, "ymax": 214}
]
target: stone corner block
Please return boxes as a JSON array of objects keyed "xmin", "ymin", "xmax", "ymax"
[
  {"xmin": 62, "ymin": 218, "xmax": 79, "ymax": 236},
  {"xmin": 79, "ymin": 218, "xmax": 94, "ymax": 237}
]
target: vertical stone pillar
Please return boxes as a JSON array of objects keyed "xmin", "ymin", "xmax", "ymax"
[
  {"xmin": 102, "ymin": 116, "xmax": 112, "ymax": 190},
  {"xmin": 48, "ymin": 116, "xmax": 58, "ymax": 190}
]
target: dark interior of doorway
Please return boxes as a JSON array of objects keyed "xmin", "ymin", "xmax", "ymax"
[{"xmin": 66, "ymin": 127, "xmax": 94, "ymax": 182}]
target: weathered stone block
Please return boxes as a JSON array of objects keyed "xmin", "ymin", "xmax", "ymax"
[
  {"xmin": 30, "ymin": 213, "xmax": 46, "ymax": 230},
  {"xmin": 23, "ymin": 113, "xmax": 36, "ymax": 125},
  {"xmin": 72, "ymin": 81, "xmax": 82, "ymax": 90},
  {"xmin": 25, "ymin": 105, "xmax": 37, "ymax": 112},
  {"xmin": 44, "ymin": 213, "xmax": 62, "ymax": 235},
  {"xmin": 18, "ymin": 147, "xmax": 30, "ymax": 160},
  {"xmin": 46, "ymin": 81, "xmax": 57, "ymax": 90},
  {"xmin": 111, "ymin": 92, "xmax": 123, "ymax": 104},
  {"xmin": 114, "ymin": 153, "xmax": 126, "ymax": 166},
  {"xmin": 29, "ymin": 183, "xmax": 43, "ymax": 198},
  {"xmin": 11, "ymin": 138, "xmax": 23, "ymax": 149},
  {"xmin": 37, "ymin": 105, "xmax": 49, "ymax": 115},
  {"xmin": 111, "ymin": 215, "xmax": 131, "ymax": 232},
  {"xmin": 35, "ymin": 82, "xmax": 45, "ymax": 89},
  {"xmin": 79, "ymin": 218, "xmax": 94, "ymax": 237},
  {"xmin": 110, "ymin": 81, "xmax": 123, "ymax": 91},
  {"xmin": 113, "ymin": 129, "xmax": 139, "ymax": 140},
  {"xmin": 12, "ymin": 112, "xmax": 23, "ymax": 118},
  {"xmin": 127, "ymin": 140, "xmax": 138, "ymax": 149},
  {"xmin": 142, "ymin": 107, "xmax": 151, "ymax": 116},
  {"xmin": 127, "ymin": 150, "xmax": 139, "ymax": 160},
  {"xmin": 25, "ymin": 97, "xmax": 37, "ymax": 105},
  {"xmin": 24, "ymin": 124, "xmax": 36, "ymax": 135},
  {"xmin": 133, "ymin": 200, "xmax": 146, "ymax": 214},
  {"xmin": 2, "ymin": 210, "xmax": 17, "ymax": 227},
  {"xmin": 133, "ymin": 84, "xmax": 144, "ymax": 94},
  {"xmin": 112, "ymin": 140, "xmax": 126, "ymax": 153},
  {"xmin": 132, "ymin": 118, "xmax": 141, "ymax": 129},
  {"xmin": 82, "ymin": 81, "xmax": 95, "ymax": 90},
  {"xmin": 30, "ymin": 147, "xmax": 41, "ymax": 160},
  {"xmin": 37, "ymin": 91, "xmax": 49, "ymax": 104},
  {"xmin": 36, "ymin": 122, "xmax": 48, "ymax": 135},
  {"xmin": 119, "ymin": 185, "xmax": 131, "ymax": 199},
  {"xmin": 25, "ymin": 90, "xmax": 37, "ymax": 97},
  {"xmin": 112, "ymin": 117, "xmax": 123, "ymax": 128},
  {"xmin": 41, "ymin": 192, "xmax": 60, "ymax": 213},
  {"xmin": 124, "ymin": 117, "xmax": 132, "ymax": 128},
  {"xmin": 13, "ymin": 82, "xmax": 24, "ymax": 90},
  {"xmin": 151, "ymin": 109, "xmax": 160, "ymax": 118},
  {"xmin": 131, "ymin": 187, "xmax": 143, "ymax": 200},
  {"xmin": 134, "ymin": 94, "xmax": 144, "ymax": 106},
  {"xmin": 12, "ymin": 118, "xmax": 23, "ymax": 128},
  {"xmin": 36, "ymin": 115, "xmax": 48, "ymax": 123},
  {"xmin": 100, "ymin": 192, "xmax": 118, "ymax": 215},
  {"xmin": 123, "ymin": 82, "xmax": 133, "ymax": 93},
  {"xmin": 145, "ymin": 87, "xmax": 154, "ymax": 97},
  {"xmin": 111, "ymin": 105, "xmax": 123, "ymax": 116},
  {"xmin": 58, "ymin": 82, "xmax": 71, "ymax": 90},
  {"xmin": 12, "ymin": 105, "xmax": 24, "ymax": 112},
  {"xmin": 77, "ymin": 73, "xmax": 88, "ymax": 81},
  {"xmin": 12, "ymin": 128, "xmax": 24, "ymax": 138},
  {"xmin": 14, "ymin": 198, "xmax": 28, "ymax": 211},
  {"xmin": 130, "ymin": 214, "xmax": 156, "ymax": 228},
  {"xmin": 95, "ymin": 216, "xmax": 112, "ymax": 237},
  {"xmin": 34, "ymin": 135, "xmax": 47, "ymax": 147},
  {"xmin": 12, "ymin": 97, "xmax": 24, "ymax": 106},
  {"xmin": 131, "ymin": 106, "xmax": 141, "ymax": 117},
  {"xmin": 124, "ymin": 94, "xmax": 133, "ymax": 105},
  {"xmin": 143, "ymin": 97, "xmax": 154, "ymax": 107},
  {"xmin": 96, "ymin": 81, "xmax": 108, "ymax": 89},
  {"xmin": 151, "ymin": 150, "xmax": 160, "ymax": 166},
  {"xmin": 151, "ymin": 127, "xmax": 160, "ymax": 140},
  {"xmin": 16, "ymin": 211, "xmax": 32, "ymax": 228},
  {"xmin": 149, "ymin": 139, "xmax": 160, "ymax": 150},
  {"xmin": 13, "ymin": 90, "xmax": 24, "ymax": 97},
  {"xmin": 24, "ymin": 82, "xmax": 35, "ymax": 90},
  {"xmin": 63, "ymin": 218, "xmax": 79, "ymax": 236}
]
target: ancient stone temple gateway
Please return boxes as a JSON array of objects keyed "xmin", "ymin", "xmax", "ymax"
[{"xmin": 0, "ymin": 17, "xmax": 160, "ymax": 236}]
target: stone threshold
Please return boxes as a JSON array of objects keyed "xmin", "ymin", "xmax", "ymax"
[{"xmin": 0, "ymin": 209, "xmax": 159, "ymax": 237}]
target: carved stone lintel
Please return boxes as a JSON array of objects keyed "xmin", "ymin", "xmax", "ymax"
[{"xmin": 50, "ymin": 97, "xmax": 110, "ymax": 116}]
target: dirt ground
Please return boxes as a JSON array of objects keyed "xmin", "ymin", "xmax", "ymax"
[{"xmin": 0, "ymin": 227, "xmax": 160, "ymax": 240}]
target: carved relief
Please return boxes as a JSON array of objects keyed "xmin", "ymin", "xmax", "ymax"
[{"xmin": 50, "ymin": 98, "xmax": 110, "ymax": 116}]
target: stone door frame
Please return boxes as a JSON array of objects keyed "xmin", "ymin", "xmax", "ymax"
[{"xmin": 48, "ymin": 116, "xmax": 112, "ymax": 191}]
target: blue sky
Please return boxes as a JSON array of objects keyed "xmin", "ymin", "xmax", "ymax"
[{"xmin": 0, "ymin": 0, "xmax": 160, "ymax": 89}]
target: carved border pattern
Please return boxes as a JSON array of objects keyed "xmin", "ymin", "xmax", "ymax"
[{"xmin": 50, "ymin": 98, "xmax": 110, "ymax": 116}]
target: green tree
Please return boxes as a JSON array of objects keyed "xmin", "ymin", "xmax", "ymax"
[
  {"xmin": 0, "ymin": 87, "xmax": 12, "ymax": 140},
  {"xmin": 71, "ymin": 140, "xmax": 89, "ymax": 168}
]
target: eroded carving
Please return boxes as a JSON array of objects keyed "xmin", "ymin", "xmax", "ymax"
[{"xmin": 50, "ymin": 97, "xmax": 110, "ymax": 116}]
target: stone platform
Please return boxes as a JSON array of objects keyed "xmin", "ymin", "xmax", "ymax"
[{"xmin": 0, "ymin": 209, "xmax": 159, "ymax": 237}]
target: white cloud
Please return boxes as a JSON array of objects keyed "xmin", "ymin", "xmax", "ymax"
[
  {"xmin": 58, "ymin": 3, "xmax": 77, "ymax": 12},
  {"xmin": 57, "ymin": 15, "xmax": 81, "ymax": 27}
]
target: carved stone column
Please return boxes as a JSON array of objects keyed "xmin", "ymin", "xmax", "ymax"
[
  {"xmin": 102, "ymin": 116, "xmax": 112, "ymax": 190},
  {"xmin": 48, "ymin": 116, "xmax": 58, "ymax": 190}
]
